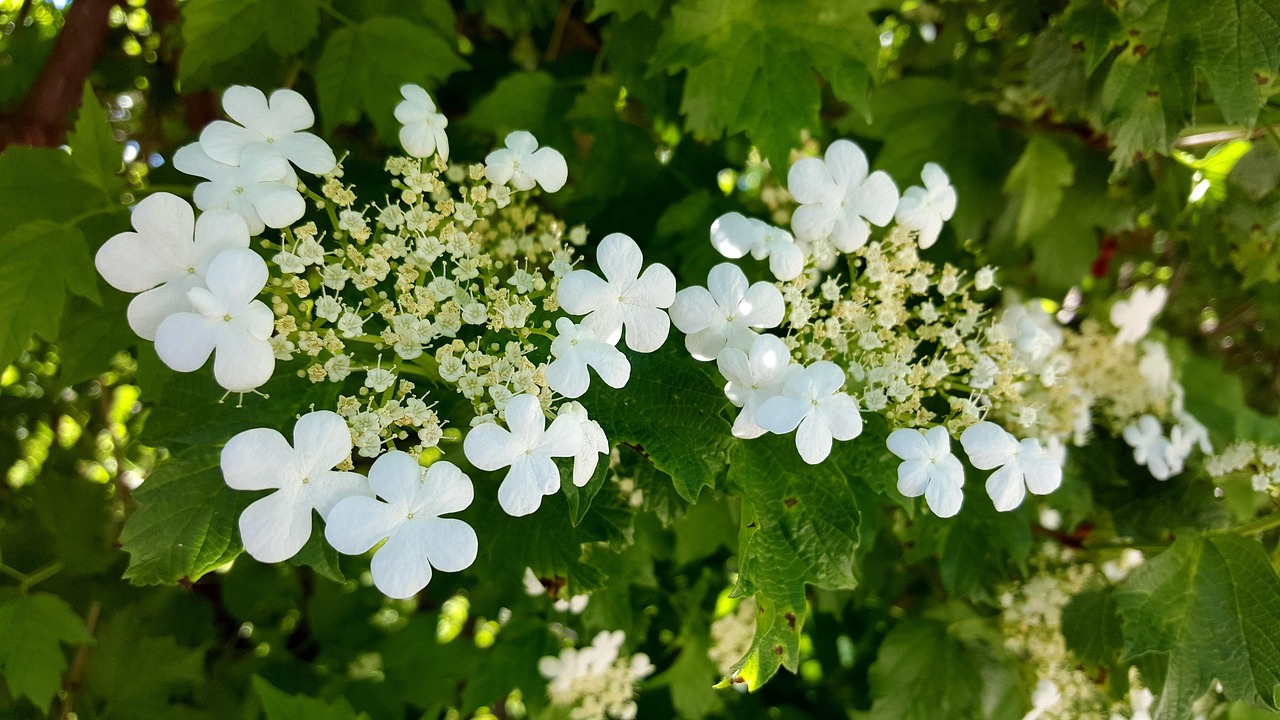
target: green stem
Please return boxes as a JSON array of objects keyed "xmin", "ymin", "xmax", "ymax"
[
  {"xmin": 0, "ymin": 563, "xmax": 25, "ymax": 583},
  {"xmin": 1232, "ymin": 513, "xmax": 1280, "ymax": 537},
  {"xmin": 1, "ymin": 560, "xmax": 64, "ymax": 592},
  {"xmin": 315, "ymin": 0, "xmax": 355, "ymax": 27}
]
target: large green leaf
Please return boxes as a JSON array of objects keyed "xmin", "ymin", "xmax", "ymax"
[
  {"xmin": 1003, "ymin": 135, "xmax": 1075, "ymax": 243},
  {"xmin": 118, "ymin": 447, "xmax": 250, "ymax": 585},
  {"xmin": 0, "ymin": 591, "xmax": 92, "ymax": 713},
  {"xmin": 0, "ymin": 221, "xmax": 100, "ymax": 369},
  {"xmin": 1115, "ymin": 533, "xmax": 1280, "ymax": 719},
  {"xmin": 581, "ymin": 342, "xmax": 733, "ymax": 502},
  {"xmin": 728, "ymin": 419, "xmax": 892, "ymax": 688},
  {"xmin": 180, "ymin": 0, "xmax": 321, "ymax": 85},
  {"xmin": 68, "ymin": 84, "xmax": 122, "ymax": 197},
  {"xmin": 82, "ymin": 606, "xmax": 207, "ymax": 720},
  {"xmin": 864, "ymin": 615, "xmax": 1007, "ymax": 720},
  {"xmin": 253, "ymin": 676, "xmax": 372, "ymax": 720}
]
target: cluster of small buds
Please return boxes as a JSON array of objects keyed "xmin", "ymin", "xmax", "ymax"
[
  {"xmin": 707, "ymin": 598, "xmax": 756, "ymax": 678},
  {"xmin": 1206, "ymin": 440, "xmax": 1280, "ymax": 495},
  {"xmin": 999, "ymin": 542, "xmax": 1145, "ymax": 720},
  {"xmin": 538, "ymin": 631, "xmax": 654, "ymax": 720}
]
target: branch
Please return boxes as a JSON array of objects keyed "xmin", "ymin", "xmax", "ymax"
[{"xmin": 0, "ymin": 0, "xmax": 116, "ymax": 150}]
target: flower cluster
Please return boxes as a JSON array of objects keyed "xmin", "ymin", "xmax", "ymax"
[
  {"xmin": 1206, "ymin": 440, "xmax": 1280, "ymax": 495},
  {"xmin": 538, "ymin": 630, "xmax": 654, "ymax": 720},
  {"xmin": 707, "ymin": 598, "xmax": 757, "ymax": 678}
]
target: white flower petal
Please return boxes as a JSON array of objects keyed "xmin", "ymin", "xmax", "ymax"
[
  {"xmin": 154, "ymin": 312, "xmax": 218, "ymax": 372},
  {"xmin": 620, "ymin": 305, "xmax": 671, "ymax": 353},
  {"xmin": 768, "ymin": 240, "xmax": 805, "ymax": 281},
  {"xmin": 498, "ymin": 456, "xmax": 557, "ymax": 517},
  {"xmin": 525, "ymin": 146, "xmax": 568, "ymax": 192},
  {"xmin": 370, "ymin": 521, "xmax": 435, "ymax": 599},
  {"xmin": 418, "ymin": 517, "xmax": 478, "ymax": 572},
  {"xmin": 925, "ymin": 458, "xmax": 965, "ymax": 518},
  {"xmin": 221, "ymin": 428, "xmax": 293, "ymax": 490},
  {"xmin": 757, "ymin": 394, "xmax": 808, "ymax": 434},
  {"xmin": 307, "ymin": 470, "xmax": 371, "ymax": 519},
  {"xmin": 709, "ymin": 212, "xmax": 754, "ymax": 258},
  {"xmin": 669, "ymin": 286, "xmax": 720, "ymax": 335},
  {"xmin": 960, "ymin": 422, "xmax": 1018, "ymax": 470},
  {"xmin": 986, "ymin": 464, "xmax": 1026, "ymax": 512},
  {"xmin": 887, "ymin": 428, "xmax": 930, "ymax": 461},
  {"xmin": 126, "ymin": 278, "xmax": 200, "ymax": 340},
  {"xmin": 896, "ymin": 458, "xmax": 931, "ymax": 497},
  {"xmin": 795, "ymin": 414, "xmax": 834, "ymax": 464},
  {"xmin": 274, "ymin": 132, "xmax": 337, "ymax": 175},
  {"xmin": 325, "ymin": 495, "xmax": 404, "ymax": 554},
  {"xmin": 597, "ymin": 233, "xmax": 644, "ymax": 285},
  {"xmin": 787, "ymin": 156, "xmax": 835, "ymax": 205},
  {"xmin": 739, "ymin": 282, "xmax": 785, "ymax": 328},
  {"xmin": 291, "ymin": 411, "xmax": 353, "ymax": 478},
  {"xmin": 205, "ymin": 248, "xmax": 268, "ymax": 305},
  {"xmin": 212, "ymin": 333, "xmax": 275, "ymax": 392},
  {"xmin": 239, "ymin": 487, "xmax": 313, "ymax": 563}
]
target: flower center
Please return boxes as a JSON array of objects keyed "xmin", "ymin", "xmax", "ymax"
[
  {"xmin": 301, "ymin": 476, "xmax": 310, "ymax": 484},
  {"xmin": 222, "ymin": 313, "xmax": 233, "ymax": 322},
  {"xmin": 234, "ymin": 186, "xmax": 245, "ymax": 194},
  {"xmin": 406, "ymin": 511, "xmax": 415, "ymax": 519}
]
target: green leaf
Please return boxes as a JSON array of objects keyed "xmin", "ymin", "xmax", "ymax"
[
  {"xmin": 316, "ymin": 17, "xmax": 467, "ymax": 138},
  {"xmin": 290, "ymin": 526, "xmax": 345, "ymax": 583},
  {"xmin": 1061, "ymin": 584, "xmax": 1124, "ymax": 672},
  {"xmin": 0, "ymin": 221, "xmax": 100, "ymax": 370},
  {"xmin": 180, "ymin": 0, "xmax": 320, "ymax": 85},
  {"xmin": 0, "ymin": 147, "xmax": 101, "ymax": 230},
  {"xmin": 930, "ymin": 484, "xmax": 1033, "ymax": 604},
  {"xmin": 56, "ymin": 288, "xmax": 134, "ymax": 386},
  {"xmin": 83, "ymin": 606, "xmax": 206, "ymax": 720},
  {"xmin": 1115, "ymin": 533, "xmax": 1280, "ymax": 719},
  {"xmin": 654, "ymin": 0, "xmax": 879, "ymax": 166},
  {"xmin": 0, "ymin": 591, "xmax": 92, "ymax": 713},
  {"xmin": 863, "ymin": 617, "xmax": 985, "ymax": 720},
  {"xmin": 474, "ymin": 493, "xmax": 609, "ymax": 594},
  {"xmin": 252, "ymin": 676, "xmax": 372, "ymax": 720},
  {"xmin": 588, "ymin": 0, "xmax": 666, "ymax": 20},
  {"xmin": 728, "ymin": 419, "xmax": 891, "ymax": 688},
  {"xmin": 118, "ymin": 447, "xmax": 251, "ymax": 585},
  {"xmin": 581, "ymin": 342, "xmax": 732, "ymax": 502},
  {"xmin": 1059, "ymin": 0, "xmax": 1123, "ymax": 75},
  {"xmin": 464, "ymin": 0, "xmax": 559, "ymax": 33},
  {"xmin": 1003, "ymin": 135, "xmax": 1075, "ymax": 243},
  {"xmin": 68, "ymin": 84, "xmax": 121, "ymax": 195}
]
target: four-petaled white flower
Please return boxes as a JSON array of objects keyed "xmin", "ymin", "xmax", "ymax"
[
  {"xmin": 174, "ymin": 143, "xmax": 305, "ymax": 235},
  {"xmin": 960, "ymin": 422, "xmax": 1062, "ymax": 511},
  {"xmin": 758, "ymin": 361, "xmax": 864, "ymax": 464},
  {"xmin": 154, "ymin": 248, "xmax": 276, "ymax": 392},
  {"xmin": 484, "ymin": 131, "xmax": 568, "ymax": 193},
  {"xmin": 709, "ymin": 212, "xmax": 805, "ymax": 281},
  {"xmin": 395, "ymin": 84, "xmax": 450, "ymax": 161},
  {"xmin": 199, "ymin": 85, "xmax": 337, "ymax": 175},
  {"xmin": 1122, "ymin": 414, "xmax": 1179, "ymax": 480},
  {"xmin": 546, "ymin": 318, "xmax": 631, "ymax": 398},
  {"xmin": 787, "ymin": 139, "xmax": 899, "ymax": 253},
  {"xmin": 894, "ymin": 162, "xmax": 956, "ymax": 249},
  {"xmin": 557, "ymin": 233, "xmax": 676, "ymax": 353},
  {"xmin": 716, "ymin": 333, "xmax": 801, "ymax": 439},
  {"xmin": 886, "ymin": 426, "xmax": 965, "ymax": 518},
  {"xmin": 1110, "ymin": 285, "xmax": 1168, "ymax": 345},
  {"xmin": 558, "ymin": 401, "xmax": 610, "ymax": 487},
  {"xmin": 95, "ymin": 192, "xmax": 249, "ymax": 340},
  {"xmin": 221, "ymin": 411, "xmax": 371, "ymax": 563},
  {"xmin": 669, "ymin": 262, "xmax": 785, "ymax": 361},
  {"xmin": 464, "ymin": 393, "xmax": 580, "ymax": 516},
  {"xmin": 325, "ymin": 452, "xmax": 478, "ymax": 599}
]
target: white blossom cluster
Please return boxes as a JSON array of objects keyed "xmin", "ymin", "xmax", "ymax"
[
  {"xmin": 538, "ymin": 630, "xmax": 654, "ymax": 720},
  {"xmin": 707, "ymin": 598, "xmax": 756, "ymax": 678},
  {"xmin": 1205, "ymin": 440, "xmax": 1280, "ymax": 495}
]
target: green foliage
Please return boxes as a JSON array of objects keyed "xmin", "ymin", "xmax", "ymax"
[
  {"xmin": 1115, "ymin": 533, "xmax": 1280, "ymax": 719},
  {"xmin": 253, "ymin": 676, "xmax": 372, "ymax": 720},
  {"xmin": 0, "ymin": 221, "xmax": 99, "ymax": 369},
  {"xmin": 0, "ymin": 591, "xmax": 91, "ymax": 713},
  {"xmin": 180, "ymin": 0, "xmax": 321, "ymax": 85}
]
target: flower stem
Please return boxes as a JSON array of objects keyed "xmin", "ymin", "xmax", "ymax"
[{"xmin": 1232, "ymin": 512, "xmax": 1280, "ymax": 537}]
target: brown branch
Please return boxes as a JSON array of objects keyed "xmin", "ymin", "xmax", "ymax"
[
  {"xmin": 0, "ymin": 0, "xmax": 117, "ymax": 150},
  {"xmin": 59, "ymin": 600, "xmax": 101, "ymax": 720}
]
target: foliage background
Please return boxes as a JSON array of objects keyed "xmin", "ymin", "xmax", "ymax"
[{"xmin": 1, "ymin": 0, "xmax": 1280, "ymax": 718}]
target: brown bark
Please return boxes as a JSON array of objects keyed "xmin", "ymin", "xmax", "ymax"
[{"xmin": 0, "ymin": 0, "xmax": 117, "ymax": 150}]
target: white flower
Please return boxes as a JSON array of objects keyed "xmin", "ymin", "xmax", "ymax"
[
  {"xmin": 669, "ymin": 263, "xmax": 785, "ymax": 361},
  {"xmin": 1122, "ymin": 414, "xmax": 1181, "ymax": 480},
  {"xmin": 199, "ymin": 86, "xmax": 336, "ymax": 175},
  {"xmin": 709, "ymin": 212, "xmax": 805, "ymax": 281},
  {"xmin": 787, "ymin": 139, "xmax": 899, "ymax": 252},
  {"xmin": 999, "ymin": 300, "xmax": 1064, "ymax": 364},
  {"xmin": 325, "ymin": 452, "xmax": 478, "ymax": 599},
  {"xmin": 94, "ymin": 192, "xmax": 249, "ymax": 340},
  {"xmin": 545, "ymin": 318, "xmax": 630, "ymax": 398},
  {"xmin": 959, "ymin": 422, "xmax": 1062, "ymax": 511},
  {"xmin": 463, "ymin": 393, "xmax": 579, "ymax": 516},
  {"xmin": 886, "ymin": 426, "xmax": 965, "ymax": 518},
  {"xmin": 1023, "ymin": 678, "xmax": 1062, "ymax": 720},
  {"xmin": 484, "ymin": 131, "xmax": 568, "ymax": 193},
  {"xmin": 757, "ymin": 361, "xmax": 864, "ymax": 464},
  {"xmin": 221, "ymin": 411, "xmax": 371, "ymax": 563},
  {"xmin": 557, "ymin": 233, "xmax": 676, "ymax": 353},
  {"xmin": 1110, "ymin": 285, "xmax": 1168, "ymax": 345},
  {"xmin": 153, "ymin": 248, "xmax": 275, "ymax": 392},
  {"xmin": 894, "ymin": 162, "xmax": 956, "ymax": 249},
  {"xmin": 716, "ymin": 333, "xmax": 800, "ymax": 439},
  {"xmin": 395, "ymin": 84, "xmax": 450, "ymax": 160},
  {"xmin": 1137, "ymin": 340, "xmax": 1172, "ymax": 390},
  {"xmin": 173, "ymin": 143, "xmax": 305, "ymax": 235},
  {"xmin": 557, "ymin": 401, "xmax": 610, "ymax": 487}
]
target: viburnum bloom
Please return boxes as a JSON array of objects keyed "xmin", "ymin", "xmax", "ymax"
[
  {"xmin": 1110, "ymin": 285, "xmax": 1168, "ymax": 345},
  {"xmin": 709, "ymin": 212, "xmax": 805, "ymax": 281},
  {"xmin": 94, "ymin": 192, "xmax": 249, "ymax": 339},
  {"xmin": 557, "ymin": 401, "xmax": 610, "ymax": 487},
  {"xmin": 153, "ymin": 248, "xmax": 275, "ymax": 392},
  {"xmin": 325, "ymin": 452, "xmax": 478, "ymax": 599},
  {"xmin": 199, "ymin": 85, "xmax": 337, "ymax": 175},
  {"xmin": 173, "ymin": 143, "xmax": 305, "ymax": 235},
  {"xmin": 894, "ymin": 162, "xmax": 957, "ymax": 249},
  {"xmin": 395, "ymin": 84, "xmax": 449, "ymax": 160},
  {"xmin": 717, "ymin": 333, "xmax": 800, "ymax": 439},
  {"xmin": 463, "ymin": 393, "xmax": 580, "ymax": 516},
  {"xmin": 545, "ymin": 318, "xmax": 630, "ymax": 398},
  {"xmin": 669, "ymin": 262, "xmax": 785, "ymax": 361},
  {"xmin": 886, "ymin": 426, "xmax": 965, "ymax": 518},
  {"xmin": 959, "ymin": 422, "xmax": 1062, "ymax": 511},
  {"xmin": 787, "ymin": 139, "xmax": 899, "ymax": 253},
  {"xmin": 557, "ymin": 233, "xmax": 676, "ymax": 353},
  {"xmin": 1122, "ymin": 414, "xmax": 1179, "ymax": 480},
  {"xmin": 757, "ymin": 361, "xmax": 864, "ymax": 464},
  {"xmin": 221, "ymin": 411, "xmax": 371, "ymax": 563},
  {"xmin": 484, "ymin": 130, "xmax": 568, "ymax": 193}
]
